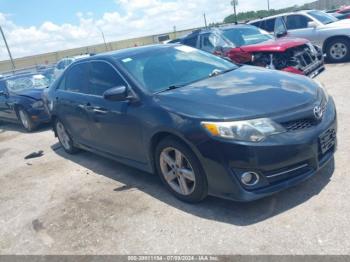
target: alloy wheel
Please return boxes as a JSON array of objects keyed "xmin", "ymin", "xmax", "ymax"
[
  {"xmin": 159, "ymin": 147, "xmax": 196, "ymax": 196},
  {"xmin": 56, "ymin": 121, "xmax": 71, "ymax": 150},
  {"xmin": 330, "ymin": 42, "xmax": 348, "ymax": 60},
  {"xmin": 19, "ymin": 110, "xmax": 30, "ymax": 130}
]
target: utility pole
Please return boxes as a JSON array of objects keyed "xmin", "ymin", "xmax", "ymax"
[
  {"xmin": 231, "ymin": 0, "xmax": 238, "ymax": 24},
  {"xmin": 203, "ymin": 13, "xmax": 208, "ymax": 28},
  {"xmin": 267, "ymin": 0, "xmax": 270, "ymax": 11},
  {"xmin": 97, "ymin": 27, "xmax": 108, "ymax": 51},
  {"xmin": 0, "ymin": 26, "xmax": 15, "ymax": 71},
  {"xmin": 173, "ymin": 25, "xmax": 177, "ymax": 38}
]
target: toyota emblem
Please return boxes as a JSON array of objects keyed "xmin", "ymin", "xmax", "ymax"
[{"xmin": 313, "ymin": 106, "xmax": 323, "ymax": 120}]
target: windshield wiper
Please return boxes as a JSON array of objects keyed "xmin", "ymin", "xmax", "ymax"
[
  {"xmin": 209, "ymin": 67, "xmax": 236, "ymax": 78},
  {"xmin": 155, "ymin": 83, "xmax": 188, "ymax": 94}
]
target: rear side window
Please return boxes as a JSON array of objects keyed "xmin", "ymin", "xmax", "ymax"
[
  {"xmin": 260, "ymin": 18, "xmax": 276, "ymax": 32},
  {"xmin": 286, "ymin": 15, "xmax": 311, "ymax": 30},
  {"xmin": 65, "ymin": 63, "xmax": 89, "ymax": 93},
  {"xmin": 182, "ymin": 36, "xmax": 198, "ymax": 47},
  {"xmin": 88, "ymin": 61, "xmax": 126, "ymax": 96}
]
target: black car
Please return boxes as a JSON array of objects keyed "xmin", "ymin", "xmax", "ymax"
[
  {"xmin": 0, "ymin": 73, "xmax": 51, "ymax": 131},
  {"xmin": 45, "ymin": 44, "xmax": 337, "ymax": 203}
]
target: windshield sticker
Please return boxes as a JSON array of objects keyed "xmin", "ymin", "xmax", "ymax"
[
  {"xmin": 175, "ymin": 45, "xmax": 196, "ymax": 53},
  {"xmin": 122, "ymin": 58, "xmax": 133, "ymax": 63}
]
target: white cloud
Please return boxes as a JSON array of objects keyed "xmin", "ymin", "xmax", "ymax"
[{"xmin": 0, "ymin": 0, "xmax": 314, "ymax": 60}]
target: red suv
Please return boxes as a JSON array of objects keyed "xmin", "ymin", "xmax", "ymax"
[{"xmin": 177, "ymin": 24, "xmax": 325, "ymax": 78}]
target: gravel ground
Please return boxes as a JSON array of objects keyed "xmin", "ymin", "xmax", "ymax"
[{"xmin": 0, "ymin": 63, "xmax": 349, "ymax": 255}]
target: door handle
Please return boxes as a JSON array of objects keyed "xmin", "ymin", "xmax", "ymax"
[{"xmin": 92, "ymin": 107, "xmax": 108, "ymax": 114}]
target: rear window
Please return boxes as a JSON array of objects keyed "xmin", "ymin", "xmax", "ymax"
[{"xmin": 5, "ymin": 75, "xmax": 50, "ymax": 91}]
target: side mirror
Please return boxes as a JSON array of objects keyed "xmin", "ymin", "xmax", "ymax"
[
  {"xmin": 103, "ymin": 86, "xmax": 128, "ymax": 101},
  {"xmin": 308, "ymin": 21, "xmax": 318, "ymax": 28},
  {"xmin": 274, "ymin": 17, "xmax": 288, "ymax": 38}
]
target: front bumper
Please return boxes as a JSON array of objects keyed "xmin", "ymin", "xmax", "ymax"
[
  {"xmin": 194, "ymin": 98, "xmax": 337, "ymax": 201},
  {"xmin": 27, "ymin": 107, "xmax": 51, "ymax": 124}
]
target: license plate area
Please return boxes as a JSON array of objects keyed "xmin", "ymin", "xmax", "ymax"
[{"xmin": 319, "ymin": 127, "xmax": 336, "ymax": 155}]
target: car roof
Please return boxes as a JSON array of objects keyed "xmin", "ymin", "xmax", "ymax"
[
  {"xmin": 249, "ymin": 10, "xmax": 314, "ymax": 23},
  {"xmin": 73, "ymin": 44, "xmax": 179, "ymax": 62},
  {"xmin": 182, "ymin": 24, "xmax": 257, "ymax": 38}
]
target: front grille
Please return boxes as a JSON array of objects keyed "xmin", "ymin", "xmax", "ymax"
[
  {"xmin": 281, "ymin": 119, "xmax": 317, "ymax": 131},
  {"xmin": 291, "ymin": 44, "xmax": 323, "ymax": 74}
]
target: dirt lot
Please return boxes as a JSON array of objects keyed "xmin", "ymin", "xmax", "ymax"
[{"xmin": 0, "ymin": 63, "xmax": 350, "ymax": 255}]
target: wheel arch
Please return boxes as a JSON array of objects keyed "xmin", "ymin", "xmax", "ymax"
[
  {"xmin": 148, "ymin": 130, "xmax": 205, "ymax": 174},
  {"xmin": 323, "ymin": 35, "xmax": 350, "ymax": 53}
]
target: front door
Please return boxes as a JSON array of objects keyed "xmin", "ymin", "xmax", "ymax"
[
  {"xmin": 0, "ymin": 82, "xmax": 16, "ymax": 120},
  {"xmin": 285, "ymin": 15, "xmax": 319, "ymax": 45}
]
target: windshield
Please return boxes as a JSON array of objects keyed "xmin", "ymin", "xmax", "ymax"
[
  {"xmin": 223, "ymin": 26, "xmax": 273, "ymax": 47},
  {"xmin": 6, "ymin": 74, "xmax": 50, "ymax": 92},
  {"xmin": 308, "ymin": 10, "xmax": 338, "ymax": 24},
  {"xmin": 118, "ymin": 46, "xmax": 237, "ymax": 93}
]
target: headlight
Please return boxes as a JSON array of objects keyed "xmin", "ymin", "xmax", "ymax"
[
  {"xmin": 32, "ymin": 100, "xmax": 44, "ymax": 109},
  {"xmin": 201, "ymin": 118, "xmax": 285, "ymax": 142},
  {"xmin": 315, "ymin": 80, "xmax": 329, "ymax": 104}
]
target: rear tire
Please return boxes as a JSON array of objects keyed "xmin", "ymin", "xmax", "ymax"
[
  {"xmin": 55, "ymin": 119, "xmax": 79, "ymax": 154},
  {"xmin": 155, "ymin": 137, "xmax": 208, "ymax": 203},
  {"xmin": 18, "ymin": 108, "xmax": 36, "ymax": 132},
  {"xmin": 325, "ymin": 38, "xmax": 350, "ymax": 63}
]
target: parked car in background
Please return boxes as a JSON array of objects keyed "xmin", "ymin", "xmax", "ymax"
[
  {"xmin": 53, "ymin": 55, "xmax": 90, "ymax": 80},
  {"xmin": 0, "ymin": 73, "xmax": 51, "ymax": 131},
  {"xmin": 249, "ymin": 10, "xmax": 350, "ymax": 62},
  {"xmin": 177, "ymin": 24, "xmax": 324, "ymax": 78},
  {"xmin": 45, "ymin": 45, "xmax": 336, "ymax": 203},
  {"xmin": 328, "ymin": 12, "xmax": 350, "ymax": 20}
]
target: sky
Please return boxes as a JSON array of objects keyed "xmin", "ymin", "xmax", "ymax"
[{"xmin": 0, "ymin": 0, "xmax": 315, "ymax": 60}]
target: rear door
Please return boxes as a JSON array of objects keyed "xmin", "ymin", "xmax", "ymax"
[
  {"xmin": 84, "ymin": 61, "xmax": 145, "ymax": 162},
  {"xmin": 55, "ymin": 62, "xmax": 93, "ymax": 145}
]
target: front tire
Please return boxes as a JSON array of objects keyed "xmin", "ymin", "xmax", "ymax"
[
  {"xmin": 326, "ymin": 38, "xmax": 350, "ymax": 63},
  {"xmin": 55, "ymin": 119, "xmax": 79, "ymax": 154},
  {"xmin": 18, "ymin": 108, "xmax": 36, "ymax": 132},
  {"xmin": 155, "ymin": 137, "xmax": 208, "ymax": 203}
]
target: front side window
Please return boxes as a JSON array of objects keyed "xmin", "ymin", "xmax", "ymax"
[
  {"xmin": 308, "ymin": 10, "xmax": 338, "ymax": 24},
  {"xmin": 286, "ymin": 15, "xmax": 311, "ymax": 30},
  {"xmin": 223, "ymin": 26, "xmax": 272, "ymax": 47},
  {"xmin": 65, "ymin": 63, "xmax": 89, "ymax": 93},
  {"xmin": 118, "ymin": 46, "xmax": 237, "ymax": 94},
  {"xmin": 88, "ymin": 62, "xmax": 126, "ymax": 96}
]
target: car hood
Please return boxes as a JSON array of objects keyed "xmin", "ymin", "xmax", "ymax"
[
  {"xmin": 12, "ymin": 88, "xmax": 46, "ymax": 100},
  {"xmin": 322, "ymin": 19, "xmax": 350, "ymax": 28},
  {"xmin": 155, "ymin": 66, "xmax": 320, "ymax": 120},
  {"xmin": 239, "ymin": 37, "xmax": 309, "ymax": 53}
]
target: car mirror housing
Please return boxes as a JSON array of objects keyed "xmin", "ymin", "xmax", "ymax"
[
  {"xmin": 103, "ymin": 86, "xmax": 128, "ymax": 101},
  {"xmin": 308, "ymin": 21, "xmax": 318, "ymax": 28}
]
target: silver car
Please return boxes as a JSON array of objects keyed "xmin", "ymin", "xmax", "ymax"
[{"xmin": 249, "ymin": 10, "xmax": 350, "ymax": 62}]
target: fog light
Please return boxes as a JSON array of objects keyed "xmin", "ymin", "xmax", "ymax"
[{"xmin": 241, "ymin": 172, "xmax": 260, "ymax": 186}]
